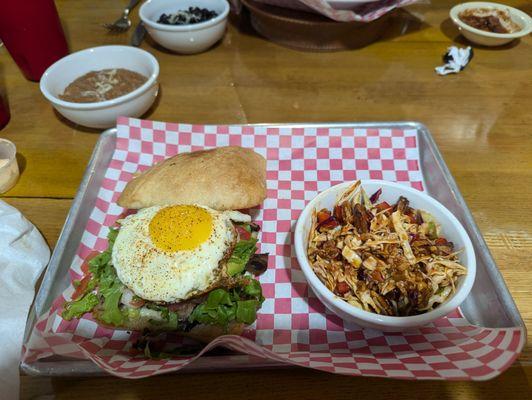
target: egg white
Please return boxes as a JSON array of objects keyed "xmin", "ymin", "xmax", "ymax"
[{"xmin": 112, "ymin": 205, "xmax": 251, "ymax": 303}]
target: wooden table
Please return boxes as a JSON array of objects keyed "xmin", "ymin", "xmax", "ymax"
[{"xmin": 1, "ymin": 0, "xmax": 530, "ymax": 398}]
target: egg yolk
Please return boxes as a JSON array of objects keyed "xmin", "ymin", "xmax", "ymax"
[{"xmin": 149, "ymin": 205, "xmax": 213, "ymax": 252}]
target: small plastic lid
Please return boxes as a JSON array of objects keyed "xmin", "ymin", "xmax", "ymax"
[{"xmin": 0, "ymin": 138, "xmax": 19, "ymax": 193}]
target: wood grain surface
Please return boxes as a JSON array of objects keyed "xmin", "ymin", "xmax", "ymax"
[{"xmin": 0, "ymin": 0, "xmax": 530, "ymax": 398}]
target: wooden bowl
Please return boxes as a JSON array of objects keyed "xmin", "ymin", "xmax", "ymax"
[{"xmin": 241, "ymin": 0, "xmax": 392, "ymax": 51}]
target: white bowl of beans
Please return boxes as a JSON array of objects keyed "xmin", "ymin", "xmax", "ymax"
[
  {"xmin": 450, "ymin": 2, "xmax": 532, "ymax": 47},
  {"xmin": 140, "ymin": 0, "xmax": 230, "ymax": 54},
  {"xmin": 40, "ymin": 45, "xmax": 159, "ymax": 129}
]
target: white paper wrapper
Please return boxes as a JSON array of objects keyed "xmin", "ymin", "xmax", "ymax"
[
  {"xmin": 435, "ymin": 46, "xmax": 474, "ymax": 76},
  {"xmin": 0, "ymin": 201, "xmax": 50, "ymax": 400},
  {"xmin": 233, "ymin": 0, "xmax": 427, "ymax": 22}
]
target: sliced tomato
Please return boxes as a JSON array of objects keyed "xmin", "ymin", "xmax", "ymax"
[
  {"xmin": 80, "ymin": 262, "xmax": 90, "ymax": 275},
  {"xmin": 72, "ymin": 273, "xmax": 92, "ymax": 300},
  {"xmin": 235, "ymin": 225, "xmax": 252, "ymax": 241}
]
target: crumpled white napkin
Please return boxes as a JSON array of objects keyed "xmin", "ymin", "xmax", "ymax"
[
  {"xmin": 435, "ymin": 46, "xmax": 474, "ymax": 76},
  {"xmin": 0, "ymin": 200, "xmax": 50, "ymax": 400}
]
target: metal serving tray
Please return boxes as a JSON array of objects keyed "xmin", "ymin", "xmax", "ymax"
[{"xmin": 21, "ymin": 122, "xmax": 525, "ymax": 376}]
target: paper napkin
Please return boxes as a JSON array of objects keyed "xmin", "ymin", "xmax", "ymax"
[{"xmin": 0, "ymin": 201, "xmax": 50, "ymax": 400}]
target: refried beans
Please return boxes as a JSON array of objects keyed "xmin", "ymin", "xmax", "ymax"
[
  {"xmin": 458, "ymin": 8, "xmax": 521, "ymax": 34},
  {"xmin": 59, "ymin": 68, "xmax": 148, "ymax": 103}
]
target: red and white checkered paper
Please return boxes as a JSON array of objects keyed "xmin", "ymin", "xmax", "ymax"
[{"xmin": 23, "ymin": 118, "xmax": 524, "ymax": 380}]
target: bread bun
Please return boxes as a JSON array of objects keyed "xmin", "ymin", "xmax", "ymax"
[
  {"xmin": 98, "ymin": 314, "xmax": 244, "ymax": 343},
  {"xmin": 118, "ymin": 147, "xmax": 267, "ymax": 210},
  {"xmin": 184, "ymin": 322, "xmax": 245, "ymax": 343}
]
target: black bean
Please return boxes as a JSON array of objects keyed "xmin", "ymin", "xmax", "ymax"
[
  {"xmin": 157, "ymin": 7, "xmax": 218, "ymax": 25},
  {"xmin": 357, "ymin": 268, "xmax": 366, "ymax": 281}
]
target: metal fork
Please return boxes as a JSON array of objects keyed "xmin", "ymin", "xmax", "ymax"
[{"xmin": 103, "ymin": 0, "xmax": 142, "ymax": 33}]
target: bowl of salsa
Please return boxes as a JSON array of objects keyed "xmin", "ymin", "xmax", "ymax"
[{"xmin": 450, "ymin": 2, "xmax": 531, "ymax": 46}]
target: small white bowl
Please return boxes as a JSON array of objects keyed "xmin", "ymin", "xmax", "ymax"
[
  {"xmin": 450, "ymin": 2, "xmax": 532, "ymax": 47},
  {"xmin": 40, "ymin": 46, "xmax": 159, "ymax": 129},
  {"xmin": 294, "ymin": 180, "xmax": 476, "ymax": 331},
  {"xmin": 140, "ymin": 0, "xmax": 230, "ymax": 54},
  {"xmin": 0, "ymin": 138, "xmax": 19, "ymax": 194}
]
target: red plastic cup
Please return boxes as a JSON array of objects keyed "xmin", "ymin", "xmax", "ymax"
[
  {"xmin": 0, "ymin": 97, "xmax": 9, "ymax": 130},
  {"xmin": 0, "ymin": 0, "xmax": 69, "ymax": 82}
]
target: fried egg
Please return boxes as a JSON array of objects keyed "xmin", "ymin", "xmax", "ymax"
[{"xmin": 112, "ymin": 204, "xmax": 251, "ymax": 303}]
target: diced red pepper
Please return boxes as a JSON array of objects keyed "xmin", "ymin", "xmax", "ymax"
[
  {"xmin": 375, "ymin": 202, "xmax": 391, "ymax": 212},
  {"xmin": 316, "ymin": 210, "xmax": 339, "ymax": 230},
  {"xmin": 317, "ymin": 210, "xmax": 332, "ymax": 223},
  {"xmin": 371, "ymin": 270, "xmax": 384, "ymax": 282},
  {"xmin": 317, "ymin": 217, "xmax": 339, "ymax": 230},
  {"xmin": 333, "ymin": 205, "xmax": 344, "ymax": 223},
  {"xmin": 72, "ymin": 274, "xmax": 92, "ymax": 300},
  {"xmin": 336, "ymin": 282, "xmax": 350, "ymax": 295},
  {"xmin": 435, "ymin": 238, "xmax": 448, "ymax": 245}
]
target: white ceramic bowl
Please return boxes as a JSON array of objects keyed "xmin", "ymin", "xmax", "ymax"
[
  {"xmin": 450, "ymin": 2, "xmax": 532, "ymax": 47},
  {"xmin": 40, "ymin": 46, "xmax": 159, "ymax": 129},
  {"xmin": 294, "ymin": 180, "xmax": 476, "ymax": 331},
  {"xmin": 140, "ymin": 0, "xmax": 230, "ymax": 54}
]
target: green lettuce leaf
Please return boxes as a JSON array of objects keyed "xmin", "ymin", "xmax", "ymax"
[
  {"xmin": 227, "ymin": 238, "xmax": 258, "ymax": 276},
  {"xmin": 88, "ymin": 251, "xmax": 111, "ymax": 271},
  {"xmin": 243, "ymin": 279, "xmax": 262, "ymax": 298},
  {"xmin": 188, "ymin": 279, "xmax": 264, "ymax": 327},
  {"xmin": 107, "ymin": 227, "xmax": 119, "ymax": 247},
  {"xmin": 98, "ymin": 277, "xmax": 125, "ymax": 325},
  {"xmin": 87, "ymin": 228, "xmax": 118, "ymax": 274},
  {"xmin": 84, "ymin": 228, "xmax": 128, "ymax": 326},
  {"xmin": 91, "ymin": 251, "xmax": 126, "ymax": 326},
  {"xmin": 62, "ymin": 293, "xmax": 99, "ymax": 320},
  {"xmin": 206, "ymin": 288, "xmax": 233, "ymax": 308},
  {"xmin": 236, "ymin": 300, "xmax": 259, "ymax": 324},
  {"xmin": 142, "ymin": 303, "xmax": 180, "ymax": 329}
]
